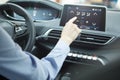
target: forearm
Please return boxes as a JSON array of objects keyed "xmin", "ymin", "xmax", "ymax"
[
  {"xmin": 41, "ymin": 39, "xmax": 70, "ymax": 80},
  {"xmin": 0, "ymin": 40, "xmax": 70, "ymax": 80},
  {"xmin": 0, "ymin": 27, "xmax": 70, "ymax": 80}
]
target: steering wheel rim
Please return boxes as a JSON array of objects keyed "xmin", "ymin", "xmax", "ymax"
[{"xmin": 0, "ymin": 3, "xmax": 36, "ymax": 52}]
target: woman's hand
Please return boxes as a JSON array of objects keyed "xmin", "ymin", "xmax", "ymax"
[{"xmin": 60, "ymin": 17, "xmax": 81, "ymax": 45}]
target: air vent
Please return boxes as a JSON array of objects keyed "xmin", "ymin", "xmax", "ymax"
[
  {"xmin": 48, "ymin": 30, "xmax": 61, "ymax": 38},
  {"xmin": 47, "ymin": 29, "xmax": 114, "ymax": 45},
  {"xmin": 77, "ymin": 33, "xmax": 114, "ymax": 45}
]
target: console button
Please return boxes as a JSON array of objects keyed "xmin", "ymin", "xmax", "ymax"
[
  {"xmin": 67, "ymin": 53, "xmax": 73, "ymax": 57},
  {"xmin": 92, "ymin": 57, "xmax": 98, "ymax": 60},
  {"xmin": 87, "ymin": 56, "xmax": 92, "ymax": 60},
  {"xmin": 77, "ymin": 54, "xmax": 83, "ymax": 58},
  {"xmin": 82, "ymin": 55, "xmax": 88, "ymax": 59},
  {"xmin": 72, "ymin": 53, "xmax": 78, "ymax": 57}
]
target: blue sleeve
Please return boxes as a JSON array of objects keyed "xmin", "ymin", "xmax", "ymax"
[{"xmin": 0, "ymin": 27, "xmax": 70, "ymax": 80}]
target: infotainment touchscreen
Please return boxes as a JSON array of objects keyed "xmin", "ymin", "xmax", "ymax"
[{"xmin": 60, "ymin": 5, "xmax": 106, "ymax": 31}]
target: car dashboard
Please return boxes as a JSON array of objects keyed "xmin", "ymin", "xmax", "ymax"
[
  {"xmin": 0, "ymin": 0, "xmax": 120, "ymax": 80},
  {"xmin": 2, "ymin": 1, "xmax": 61, "ymax": 21}
]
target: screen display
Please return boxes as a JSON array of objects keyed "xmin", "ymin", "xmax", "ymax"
[
  {"xmin": 13, "ymin": 7, "xmax": 58, "ymax": 21},
  {"xmin": 60, "ymin": 5, "xmax": 106, "ymax": 31}
]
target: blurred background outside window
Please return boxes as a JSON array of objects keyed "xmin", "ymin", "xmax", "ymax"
[
  {"xmin": 51, "ymin": 0, "xmax": 120, "ymax": 9},
  {"xmin": 0, "ymin": 0, "xmax": 119, "ymax": 9}
]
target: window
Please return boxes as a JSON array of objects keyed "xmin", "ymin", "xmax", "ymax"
[{"xmin": 50, "ymin": 0, "xmax": 120, "ymax": 9}]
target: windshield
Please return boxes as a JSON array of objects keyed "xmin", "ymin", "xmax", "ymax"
[
  {"xmin": 50, "ymin": 0, "xmax": 120, "ymax": 10},
  {"xmin": 0, "ymin": 0, "xmax": 120, "ymax": 10},
  {"xmin": 0, "ymin": 0, "xmax": 119, "ymax": 10}
]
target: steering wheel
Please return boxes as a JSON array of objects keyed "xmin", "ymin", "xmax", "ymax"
[{"xmin": 0, "ymin": 3, "xmax": 35, "ymax": 52}]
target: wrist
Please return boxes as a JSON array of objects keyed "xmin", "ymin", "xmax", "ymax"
[{"xmin": 60, "ymin": 37, "xmax": 72, "ymax": 46}]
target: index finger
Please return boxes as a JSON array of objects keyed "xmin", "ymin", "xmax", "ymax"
[{"xmin": 68, "ymin": 17, "xmax": 77, "ymax": 23}]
